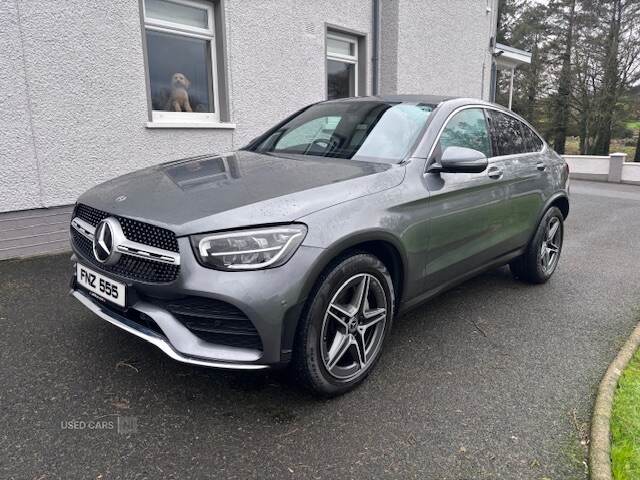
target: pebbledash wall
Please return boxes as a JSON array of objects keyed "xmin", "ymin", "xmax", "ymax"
[{"xmin": 0, "ymin": 0, "xmax": 499, "ymax": 260}]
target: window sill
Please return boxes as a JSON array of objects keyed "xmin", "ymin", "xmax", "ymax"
[{"xmin": 146, "ymin": 121, "xmax": 236, "ymax": 130}]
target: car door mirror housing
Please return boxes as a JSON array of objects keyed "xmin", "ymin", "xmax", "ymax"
[{"xmin": 428, "ymin": 146, "xmax": 489, "ymax": 174}]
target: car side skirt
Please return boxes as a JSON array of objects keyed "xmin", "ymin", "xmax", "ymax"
[{"xmin": 399, "ymin": 246, "xmax": 525, "ymax": 314}]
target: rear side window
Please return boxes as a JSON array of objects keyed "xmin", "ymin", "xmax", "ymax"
[
  {"xmin": 521, "ymin": 123, "xmax": 544, "ymax": 152},
  {"xmin": 437, "ymin": 108, "xmax": 492, "ymax": 158},
  {"xmin": 486, "ymin": 110, "xmax": 527, "ymax": 156}
]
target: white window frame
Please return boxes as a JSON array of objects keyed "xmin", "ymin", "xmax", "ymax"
[
  {"xmin": 326, "ymin": 32, "xmax": 359, "ymax": 98},
  {"xmin": 142, "ymin": 0, "xmax": 221, "ymax": 125}
]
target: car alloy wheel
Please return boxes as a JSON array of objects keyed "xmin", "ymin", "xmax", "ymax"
[
  {"xmin": 320, "ymin": 273, "xmax": 388, "ymax": 381},
  {"xmin": 539, "ymin": 216, "xmax": 562, "ymax": 274}
]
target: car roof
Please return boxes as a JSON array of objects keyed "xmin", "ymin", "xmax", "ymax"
[{"xmin": 322, "ymin": 95, "xmax": 499, "ymax": 109}]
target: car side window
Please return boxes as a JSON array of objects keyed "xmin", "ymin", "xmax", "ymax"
[
  {"xmin": 486, "ymin": 110, "xmax": 527, "ymax": 156},
  {"xmin": 521, "ymin": 123, "xmax": 544, "ymax": 152},
  {"xmin": 437, "ymin": 108, "xmax": 492, "ymax": 158}
]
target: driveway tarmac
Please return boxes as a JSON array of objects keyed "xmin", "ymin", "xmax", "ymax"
[{"xmin": 2, "ymin": 180, "xmax": 640, "ymax": 479}]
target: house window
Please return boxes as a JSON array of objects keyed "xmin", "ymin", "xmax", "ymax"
[
  {"xmin": 143, "ymin": 0, "xmax": 220, "ymax": 123},
  {"xmin": 326, "ymin": 32, "xmax": 358, "ymax": 100}
]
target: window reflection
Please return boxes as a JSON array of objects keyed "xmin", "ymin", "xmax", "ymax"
[
  {"xmin": 439, "ymin": 109, "xmax": 492, "ymax": 157},
  {"xmin": 489, "ymin": 111, "xmax": 527, "ymax": 155},
  {"xmin": 164, "ymin": 156, "xmax": 239, "ymax": 191},
  {"xmin": 254, "ymin": 101, "xmax": 434, "ymax": 162}
]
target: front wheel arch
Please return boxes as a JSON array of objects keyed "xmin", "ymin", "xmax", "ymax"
[
  {"xmin": 291, "ymin": 252, "xmax": 395, "ymax": 396},
  {"xmin": 300, "ymin": 233, "xmax": 407, "ymax": 311},
  {"xmin": 279, "ymin": 235, "xmax": 406, "ymax": 360}
]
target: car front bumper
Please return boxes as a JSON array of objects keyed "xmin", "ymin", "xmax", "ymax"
[{"xmin": 70, "ymin": 237, "xmax": 324, "ymax": 369}]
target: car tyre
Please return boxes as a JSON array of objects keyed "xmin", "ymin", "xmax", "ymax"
[
  {"xmin": 292, "ymin": 252, "xmax": 394, "ymax": 397},
  {"xmin": 510, "ymin": 206, "xmax": 564, "ymax": 284}
]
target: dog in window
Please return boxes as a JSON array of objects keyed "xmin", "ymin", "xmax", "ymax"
[{"xmin": 166, "ymin": 73, "xmax": 192, "ymax": 112}]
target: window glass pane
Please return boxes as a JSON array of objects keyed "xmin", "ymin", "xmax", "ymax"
[
  {"xmin": 507, "ymin": 117, "xmax": 527, "ymax": 154},
  {"xmin": 522, "ymin": 124, "xmax": 543, "ymax": 152},
  {"xmin": 327, "ymin": 60, "xmax": 355, "ymax": 100},
  {"xmin": 439, "ymin": 108, "xmax": 491, "ymax": 157},
  {"xmin": 355, "ymin": 104, "xmax": 433, "ymax": 160},
  {"xmin": 254, "ymin": 101, "xmax": 434, "ymax": 162},
  {"xmin": 146, "ymin": 29, "xmax": 213, "ymax": 113},
  {"xmin": 327, "ymin": 37, "xmax": 354, "ymax": 57},
  {"xmin": 531, "ymin": 132, "xmax": 543, "ymax": 151},
  {"xmin": 275, "ymin": 117, "xmax": 341, "ymax": 151},
  {"xmin": 145, "ymin": 0, "xmax": 209, "ymax": 30},
  {"xmin": 488, "ymin": 110, "xmax": 527, "ymax": 156}
]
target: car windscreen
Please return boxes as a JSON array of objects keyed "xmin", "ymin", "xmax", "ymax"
[{"xmin": 252, "ymin": 101, "xmax": 434, "ymax": 163}]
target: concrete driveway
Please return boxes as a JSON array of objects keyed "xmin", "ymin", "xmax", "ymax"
[{"xmin": 2, "ymin": 180, "xmax": 640, "ymax": 480}]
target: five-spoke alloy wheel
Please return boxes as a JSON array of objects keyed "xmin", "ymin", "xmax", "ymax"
[
  {"xmin": 293, "ymin": 253, "xmax": 394, "ymax": 396},
  {"xmin": 539, "ymin": 216, "xmax": 561, "ymax": 274},
  {"xmin": 510, "ymin": 206, "xmax": 564, "ymax": 284},
  {"xmin": 321, "ymin": 273, "xmax": 387, "ymax": 380}
]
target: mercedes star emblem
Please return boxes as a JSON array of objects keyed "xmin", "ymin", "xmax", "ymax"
[{"xmin": 92, "ymin": 217, "xmax": 123, "ymax": 265}]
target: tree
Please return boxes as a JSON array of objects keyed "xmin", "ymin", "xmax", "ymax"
[
  {"xmin": 590, "ymin": 0, "xmax": 640, "ymax": 154},
  {"xmin": 572, "ymin": 4, "xmax": 602, "ymax": 154},
  {"xmin": 496, "ymin": 1, "xmax": 551, "ymax": 127},
  {"xmin": 513, "ymin": 3, "xmax": 551, "ymax": 124},
  {"xmin": 592, "ymin": 0, "xmax": 624, "ymax": 154},
  {"xmin": 496, "ymin": 0, "xmax": 519, "ymax": 44},
  {"xmin": 496, "ymin": 0, "xmax": 640, "ymax": 154},
  {"xmin": 550, "ymin": 0, "xmax": 577, "ymax": 154}
]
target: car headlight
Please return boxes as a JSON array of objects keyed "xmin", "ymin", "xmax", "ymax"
[{"xmin": 191, "ymin": 224, "xmax": 307, "ymax": 271}]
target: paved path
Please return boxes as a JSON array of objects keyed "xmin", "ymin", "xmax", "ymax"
[{"xmin": 2, "ymin": 180, "xmax": 640, "ymax": 479}]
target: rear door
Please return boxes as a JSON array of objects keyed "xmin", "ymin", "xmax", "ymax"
[
  {"xmin": 486, "ymin": 109, "xmax": 547, "ymax": 248},
  {"xmin": 423, "ymin": 107, "xmax": 510, "ymax": 291}
]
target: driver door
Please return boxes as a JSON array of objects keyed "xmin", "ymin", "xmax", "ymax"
[{"xmin": 423, "ymin": 107, "xmax": 511, "ymax": 291}]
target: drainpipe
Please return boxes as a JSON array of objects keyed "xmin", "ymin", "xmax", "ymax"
[{"xmin": 372, "ymin": 0, "xmax": 380, "ymax": 95}]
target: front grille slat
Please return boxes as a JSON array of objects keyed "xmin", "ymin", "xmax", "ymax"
[{"xmin": 71, "ymin": 204, "xmax": 180, "ymax": 283}]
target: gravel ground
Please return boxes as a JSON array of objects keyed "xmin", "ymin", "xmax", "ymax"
[{"xmin": 1, "ymin": 180, "xmax": 639, "ymax": 480}]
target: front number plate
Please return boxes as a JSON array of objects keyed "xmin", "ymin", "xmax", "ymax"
[{"xmin": 76, "ymin": 263, "xmax": 126, "ymax": 307}]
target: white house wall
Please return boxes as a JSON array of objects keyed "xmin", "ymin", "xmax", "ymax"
[
  {"xmin": 1, "ymin": 1, "xmax": 43, "ymax": 212},
  {"xmin": 380, "ymin": 0, "xmax": 498, "ymax": 99},
  {"xmin": 0, "ymin": 0, "xmax": 498, "ymax": 259}
]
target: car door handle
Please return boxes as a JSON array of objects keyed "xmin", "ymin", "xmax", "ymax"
[
  {"xmin": 536, "ymin": 162, "xmax": 546, "ymax": 171},
  {"xmin": 487, "ymin": 166, "xmax": 503, "ymax": 179}
]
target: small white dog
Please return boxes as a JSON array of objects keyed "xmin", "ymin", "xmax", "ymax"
[{"xmin": 167, "ymin": 72, "xmax": 192, "ymax": 112}]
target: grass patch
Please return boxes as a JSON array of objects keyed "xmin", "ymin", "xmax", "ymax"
[
  {"xmin": 611, "ymin": 347, "xmax": 640, "ymax": 479},
  {"xmin": 626, "ymin": 121, "xmax": 640, "ymax": 132}
]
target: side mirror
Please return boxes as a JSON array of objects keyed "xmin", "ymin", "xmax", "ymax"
[{"xmin": 427, "ymin": 146, "xmax": 488, "ymax": 174}]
